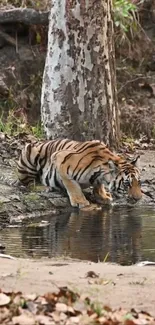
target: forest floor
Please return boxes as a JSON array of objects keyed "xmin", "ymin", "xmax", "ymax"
[{"xmin": 1, "ymin": 258, "xmax": 155, "ymax": 324}]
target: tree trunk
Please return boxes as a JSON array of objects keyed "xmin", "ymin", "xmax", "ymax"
[{"xmin": 41, "ymin": 0, "xmax": 120, "ymax": 148}]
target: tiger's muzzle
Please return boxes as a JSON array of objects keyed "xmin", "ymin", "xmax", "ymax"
[{"xmin": 128, "ymin": 178, "xmax": 142, "ymax": 201}]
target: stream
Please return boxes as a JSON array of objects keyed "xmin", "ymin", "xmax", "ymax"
[{"xmin": 0, "ymin": 205, "xmax": 155, "ymax": 265}]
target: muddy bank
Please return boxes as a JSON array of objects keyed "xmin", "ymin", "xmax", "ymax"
[{"xmin": 0, "ymin": 148, "xmax": 154, "ymax": 224}]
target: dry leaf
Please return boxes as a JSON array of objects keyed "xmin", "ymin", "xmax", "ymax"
[
  {"xmin": 60, "ymin": 312, "xmax": 68, "ymax": 321},
  {"xmin": 12, "ymin": 314, "xmax": 35, "ymax": 325},
  {"xmin": 35, "ymin": 314, "xmax": 54, "ymax": 324},
  {"xmin": 0, "ymin": 307, "xmax": 10, "ymax": 322},
  {"xmin": 51, "ymin": 311, "xmax": 61, "ymax": 322},
  {"xmin": 69, "ymin": 316, "xmax": 80, "ymax": 323},
  {"xmin": 94, "ymin": 279, "xmax": 111, "ymax": 285},
  {"xmin": 0, "ymin": 293, "xmax": 10, "ymax": 306},
  {"xmin": 73, "ymin": 300, "xmax": 86, "ymax": 313},
  {"xmin": 0, "ymin": 287, "xmax": 154, "ymax": 325},
  {"xmin": 22, "ymin": 294, "xmax": 37, "ymax": 301},
  {"xmin": 55, "ymin": 302, "xmax": 68, "ymax": 313}
]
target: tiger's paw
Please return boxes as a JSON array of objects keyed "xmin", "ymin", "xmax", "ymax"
[
  {"xmin": 81, "ymin": 204, "xmax": 102, "ymax": 211},
  {"xmin": 104, "ymin": 192, "xmax": 113, "ymax": 201},
  {"xmin": 93, "ymin": 185, "xmax": 113, "ymax": 205},
  {"xmin": 70, "ymin": 198, "xmax": 90, "ymax": 209}
]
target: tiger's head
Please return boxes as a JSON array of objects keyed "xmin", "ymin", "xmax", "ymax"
[{"xmin": 109, "ymin": 156, "xmax": 142, "ymax": 201}]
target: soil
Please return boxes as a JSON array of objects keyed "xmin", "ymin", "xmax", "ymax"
[{"xmin": 1, "ymin": 258, "xmax": 155, "ymax": 316}]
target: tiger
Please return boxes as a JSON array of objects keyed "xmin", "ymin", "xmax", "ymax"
[{"xmin": 17, "ymin": 139, "xmax": 142, "ymax": 208}]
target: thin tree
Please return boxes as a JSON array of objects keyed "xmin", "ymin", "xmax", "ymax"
[{"xmin": 41, "ymin": 0, "xmax": 119, "ymax": 147}]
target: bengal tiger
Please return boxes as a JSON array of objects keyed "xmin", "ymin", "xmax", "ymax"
[{"xmin": 17, "ymin": 139, "xmax": 142, "ymax": 208}]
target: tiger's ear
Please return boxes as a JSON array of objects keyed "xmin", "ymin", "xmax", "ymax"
[{"xmin": 131, "ymin": 155, "xmax": 140, "ymax": 168}]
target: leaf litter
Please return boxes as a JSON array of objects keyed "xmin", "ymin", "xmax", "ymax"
[{"xmin": 0, "ymin": 287, "xmax": 155, "ymax": 325}]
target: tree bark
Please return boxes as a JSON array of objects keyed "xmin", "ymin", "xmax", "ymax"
[{"xmin": 41, "ymin": 0, "xmax": 120, "ymax": 148}]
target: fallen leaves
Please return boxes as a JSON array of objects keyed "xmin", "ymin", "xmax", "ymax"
[
  {"xmin": 0, "ymin": 293, "xmax": 10, "ymax": 306},
  {"xmin": 0, "ymin": 287, "xmax": 154, "ymax": 324}
]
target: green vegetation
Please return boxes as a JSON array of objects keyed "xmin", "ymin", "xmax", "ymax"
[
  {"xmin": 0, "ymin": 68, "xmax": 44, "ymax": 138},
  {"xmin": 0, "ymin": 111, "xmax": 44, "ymax": 139},
  {"xmin": 24, "ymin": 193, "xmax": 40, "ymax": 202},
  {"xmin": 31, "ymin": 122, "xmax": 44, "ymax": 139},
  {"xmin": 113, "ymin": 0, "xmax": 139, "ymax": 42},
  {"xmin": 90, "ymin": 302, "xmax": 103, "ymax": 317},
  {"xmin": 103, "ymin": 251, "xmax": 109, "ymax": 263}
]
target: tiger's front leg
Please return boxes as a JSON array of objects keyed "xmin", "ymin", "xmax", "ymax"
[
  {"xmin": 59, "ymin": 175, "xmax": 90, "ymax": 208},
  {"xmin": 93, "ymin": 183, "xmax": 113, "ymax": 204}
]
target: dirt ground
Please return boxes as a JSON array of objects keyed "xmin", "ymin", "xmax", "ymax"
[{"xmin": 1, "ymin": 257, "xmax": 155, "ymax": 316}]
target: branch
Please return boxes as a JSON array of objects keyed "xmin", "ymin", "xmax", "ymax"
[{"xmin": 0, "ymin": 8, "xmax": 49, "ymax": 25}]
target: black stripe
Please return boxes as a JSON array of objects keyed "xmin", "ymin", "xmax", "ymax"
[
  {"xmin": 74, "ymin": 164, "xmax": 91, "ymax": 180},
  {"xmin": 118, "ymin": 179, "xmax": 122, "ymax": 189},
  {"xmin": 72, "ymin": 155, "xmax": 89, "ymax": 177},
  {"xmin": 49, "ymin": 165, "xmax": 53, "ymax": 179},
  {"xmin": 111, "ymin": 180, "xmax": 116, "ymax": 191},
  {"xmin": 25, "ymin": 146, "xmax": 36, "ymax": 168},
  {"xmin": 54, "ymin": 169, "xmax": 61, "ymax": 189},
  {"xmin": 17, "ymin": 169, "xmax": 37, "ymax": 175},
  {"xmin": 19, "ymin": 177, "xmax": 33, "ymax": 184},
  {"xmin": 35, "ymin": 141, "xmax": 45, "ymax": 148},
  {"xmin": 19, "ymin": 157, "xmax": 36, "ymax": 172},
  {"xmin": 39, "ymin": 145, "xmax": 49, "ymax": 168},
  {"xmin": 77, "ymin": 142, "xmax": 97, "ymax": 151},
  {"xmin": 40, "ymin": 157, "xmax": 46, "ymax": 168},
  {"xmin": 61, "ymin": 152, "xmax": 75, "ymax": 164},
  {"xmin": 59, "ymin": 139, "xmax": 71, "ymax": 150},
  {"xmin": 54, "ymin": 139, "xmax": 64, "ymax": 151},
  {"xmin": 67, "ymin": 166, "xmax": 70, "ymax": 174},
  {"xmin": 90, "ymin": 171, "xmax": 103, "ymax": 184},
  {"xmin": 38, "ymin": 142, "xmax": 46, "ymax": 151},
  {"xmin": 39, "ymin": 169, "xmax": 43, "ymax": 176},
  {"xmin": 73, "ymin": 141, "xmax": 100, "ymax": 153},
  {"xmin": 74, "ymin": 157, "xmax": 108, "ymax": 180},
  {"xmin": 73, "ymin": 158, "xmax": 97, "ymax": 180},
  {"xmin": 45, "ymin": 173, "xmax": 50, "ymax": 186},
  {"xmin": 65, "ymin": 141, "xmax": 76, "ymax": 150},
  {"xmin": 61, "ymin": 143, "xmax": 103, "ymax": 165},
  {"xmin": 73, "ymin": 142, "xmax": 86, "ymax": 150},
  {"xmin": 34, "ymin": 153, "xmax": 40, "ymax": 166}
]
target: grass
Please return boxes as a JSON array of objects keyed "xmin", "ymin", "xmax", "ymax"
[
  {"xmin": 0, "ymin": 111, "xmax": 44, "ymax": 139},
  {"xmin": 113, "ymin": 0, "xmax": 140, "ymax": 45},
  {"xmin": 90, "ymin": 302, "xmax": 103, "ymax": 317}
]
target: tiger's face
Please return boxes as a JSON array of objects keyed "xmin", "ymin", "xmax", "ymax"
[{"xmin": 109, "ymin": 156, "xmax": 142, "ymax": 201}]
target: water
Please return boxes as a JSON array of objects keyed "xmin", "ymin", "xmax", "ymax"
[{"xmin": 1, "ymin": 205, "xmax": 155, "ymax": 265}]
